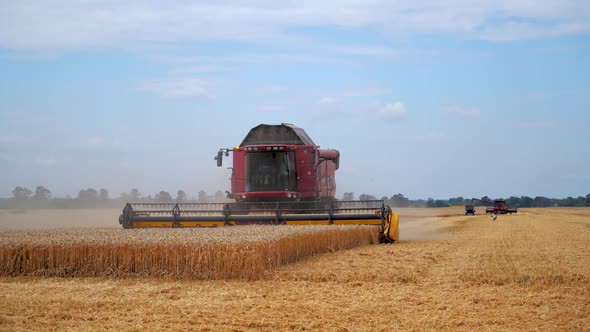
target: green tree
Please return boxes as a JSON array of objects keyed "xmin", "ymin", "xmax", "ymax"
[
  {"xmin": 390, "ymin": 193, "xmax": 409, "ymax": 207},
  {"xmin": 520, "ymin": 196, "xmax": 534, "ymax": 207},
  {"xmin": 426, "ymin": 197, "xmax": 435, "ymax": 208},
  {"xmin": 507, "ymin": 196, "xmax": 521, "ymax": 208},
  {"xmin": 533, "ymin": 196, "xmax": 552, "ymax": 207},
  {"xmin": 78, "ymin": 188, "xmax": 98, "ymax": 201},
  {"xmin": 198, "ymin": 190, "xmax": 207, "ymax": 202},
  {"xmin": 475, "ymin": 196, "xmax": 492, "ymax": 206},
  {"xmin": 448, "ymin": 197, "xmax": 464, "ymax": 205},
  {"xmin": 99, "ymin": 188, "xmax": 109, "ymax": 201},
  {"xmin": 130, "ymin": 188, "xmax": 141, "ymax": 201},
  {"xmin": 359, "ymin": 194, "xmax": 377, "ymax": 201},
  {"xmin": 155, "ymin": 191, "xmax": 172, "ymax": 202},
  {"xmin": 176, "ymin": 190, "xmax": 187, "ymax": 202},
  {"xmin": 12, "ymin": 186, "xmax": 32, "ymax": 200},
  {"xmin": 33, "ymin": 186, "xmax": 51, "ymax": 200},
  {"xmin": 434, "ymin": 200, "xmax": 449, "ymax": 207},
  {"xmin": 343, "ymin": 192, "xmax": 354, "ymax": 201}
]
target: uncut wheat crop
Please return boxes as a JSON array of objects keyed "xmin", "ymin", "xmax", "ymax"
[{"xmin": 0, "ymin": 225, "xmax": 379, "ymax": 279}]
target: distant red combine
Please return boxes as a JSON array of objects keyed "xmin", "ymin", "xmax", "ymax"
[{"xmin": 465, "ymin": 198, "xmax": 518, "ymax": 215}]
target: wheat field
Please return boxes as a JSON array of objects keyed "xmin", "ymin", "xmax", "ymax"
[
  {"xmin": 0, "ymin": 226, "xmax": 378, "ymax": 279},
  {"xmin": 0, "ymin": 207, "xmax": 589, "ymax": 331}
]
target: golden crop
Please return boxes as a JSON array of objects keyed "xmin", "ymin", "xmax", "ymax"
[
  {"xmin": 1, "ymin": 208, "xmax": 589, "ymax": 331},
  {"xmin": 0, "ymin": 225, "xmax": 379, "ymax": 279}
]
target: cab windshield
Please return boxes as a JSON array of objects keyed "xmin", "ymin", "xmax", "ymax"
[{"xmin": 245, "ymin": 151, "xmax": 296, "ymax": 192}]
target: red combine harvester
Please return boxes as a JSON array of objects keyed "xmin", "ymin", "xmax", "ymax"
[
  {"xmin": 119, "ymin": 123, "xmax": 399, "ymax": 242},
  {"xmin": 216, "ymin": 123, "xmax": 339, "ymax": 204},
  {"xmin": 465, "ymin": 198, "xmax": 518, "ymax": 215}
]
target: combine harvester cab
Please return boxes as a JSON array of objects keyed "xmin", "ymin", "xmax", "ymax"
[{"xmin": 119, "ymin": 123, "xmax": 399, "ymax": 243}]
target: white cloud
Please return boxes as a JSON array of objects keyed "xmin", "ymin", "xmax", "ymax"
[
  {"xmin": 379, "ymin": 102, "xmax": 407, "ymax": 120},
  {"xmin": 1, "ymin": 1, "xmax": 589, "ymax": 50},
  {"xmin": 318, "ymin": 96, "xmax": 338, "ymax": 105},
  {"xmin": 442, "ymin": 105, "xmax": 480, "ymax": 117},
  {"xmin": 139, "ymin": 78, "xmax": 212, "ymax": 99}
]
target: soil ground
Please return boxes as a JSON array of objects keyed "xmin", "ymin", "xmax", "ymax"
[{"xmin": 0, "ymin": 207, "xmax": 589, "ymax": 331}]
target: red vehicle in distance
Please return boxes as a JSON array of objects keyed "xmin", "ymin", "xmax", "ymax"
[{"xmin": 465, "ymin": 198, "xmax": 518, "ymax": 215}]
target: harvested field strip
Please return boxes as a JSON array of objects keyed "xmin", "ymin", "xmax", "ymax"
[
  {"xmin": 459, "ymin": 211, "xmax": 590, "ymax": 286},
  {"xmin": 0, "ymin": 225, "xmax": 379, "ymax": 279}
]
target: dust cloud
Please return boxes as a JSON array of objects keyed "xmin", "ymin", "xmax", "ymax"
[
  {"xmin": 396, "ymin": 207, "xmax": 463, "ymax": 241},
  {"xmin": 399, "ymin": 217, "xmax": 448, "ymax": 241},
  {"xmin": 0, "ymin": 209, "xmax": 121, "ymax": 231}
]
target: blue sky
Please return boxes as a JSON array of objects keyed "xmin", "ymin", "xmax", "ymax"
[{"xmin": 1, "ymin": 1, "xmax": 589, "ymax": 200}]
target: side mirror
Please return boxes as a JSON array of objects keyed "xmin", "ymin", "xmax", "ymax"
[{"xmin": 215, "ymin": 150, "xmax": 223, "ymax": 167}]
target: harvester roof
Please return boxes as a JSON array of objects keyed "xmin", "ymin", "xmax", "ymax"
[{"xmin": 240, "ymin": 123, "xmax": 316, "ymax": 146}]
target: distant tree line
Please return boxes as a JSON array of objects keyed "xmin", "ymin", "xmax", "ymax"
[
  {"xmin": 0, "ymin": 186, "xmax": 228, "ymax": 209},
  {"xmin": 345, "ymin": 193, "xmax": 590, "ymax": 208},
  {"xmin": 2, "ymin": 186, "xmax": 589, "ymax": 209}
]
